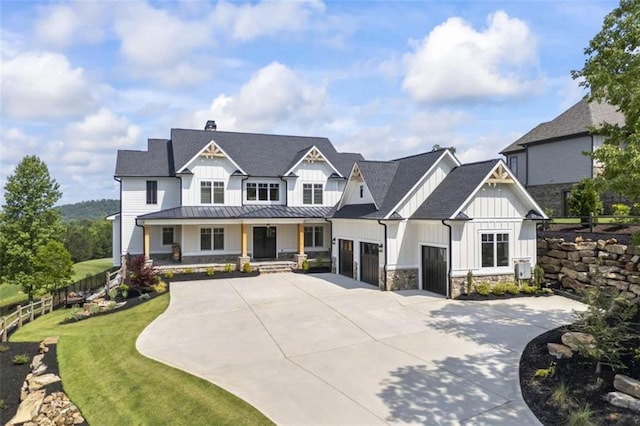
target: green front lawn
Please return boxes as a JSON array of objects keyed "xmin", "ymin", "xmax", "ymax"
[
  {"xmin": 11, "ymin": 295, "xmax": 272, "ymax": 425},
  {"xmin": 0, "ymin": 283, "xmax": 25, "ymax": 310},
  {"xmin": 72, "ymin": 257, "xmax": 113, "ymax": 281}
]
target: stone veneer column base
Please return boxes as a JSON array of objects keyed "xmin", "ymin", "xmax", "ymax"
[
  {"xmin": 237, "ymin": 256, "xmax": 250, "ymax": 271},
  {"xmin": 294, "ymin": 254, "xmax": 308, "ymax": 269},
  {"xmin": 385, "ymin": 269, "xmax": 419, "ymax": 291}
]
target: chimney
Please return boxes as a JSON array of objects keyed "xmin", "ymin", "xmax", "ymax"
[{"xmin": 204, "ymin": 120, "xmax": 217, "ymax": 131}]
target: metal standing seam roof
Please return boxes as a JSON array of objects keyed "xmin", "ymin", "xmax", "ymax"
[
  {"xmin": 411, "ymin": 159, "xmax": 501, "ymax": 219},
  {"xmin": 137, "ymin": 205, "xmax": 333, "ymax": 220},
  {"xmin": 115, "ymin": 129, "xmax": 364, "ymax": 177},
  {"xmin": 501, "ymin": 99, "xmax": 626, "ymax": 155},
  {"xmin": 331, "ymin": 150, "xmax": 447, "ymax": 219}
]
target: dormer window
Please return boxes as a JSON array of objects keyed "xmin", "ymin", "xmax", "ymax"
[
  {"xmin": 201, "ymin": 181, "xmax": 224, "ymax": 204},
  {"xmin": 303, "ymin": 183, "xmax": 323, "ymax": 205},
  {"xmin": 246, "ymin": 182, "xmax": 279, "ymax": 201}
]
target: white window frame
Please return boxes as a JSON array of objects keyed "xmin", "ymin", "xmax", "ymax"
[
  {"xmin": 479, "ymin": 231, "xmax": 511, "ymax": 270},
  {"xmin": 245, "ymin": 182, "xmax": 279, "ymax": 202},
  {"xmin": 303, "ymin": 183, "xmax": 323, "ymax": 205},
  {"xmin": 304, "ymin": 225, "xmax": 324, "ymax": 248},
  {"xmin": 200, "ymin": 180, "xmax": 224, "ymax": 204},
  {"xmin": 200, "ymin": 227, "xmax": 225, "ymax": 251}
]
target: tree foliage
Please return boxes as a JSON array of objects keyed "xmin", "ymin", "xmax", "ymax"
[
  {"xmin": 567, "ymin": 178, "xmax": 603, "ymax": 221},
  {"xmin": 64, "ymin": 219, "xmax": 112, "ymax": 262},
  {"xmin": 34, "ymin": 240, "xmax": 73, "ymax": 294},
  {"xmin": 59, "ymin": 199, "xmax": 118, "ymax": 221},
  {"xmin": 571, "ymin": 0, "xmax": 640, "ymax": 204},
  {"xmin": 0, "ymin": 156, "xmax": 64, "ymax": 299}
]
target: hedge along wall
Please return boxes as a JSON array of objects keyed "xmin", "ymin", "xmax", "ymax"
[{"xmin": 537, "ymin": 237, "xmax": 640, "ymax": 302}]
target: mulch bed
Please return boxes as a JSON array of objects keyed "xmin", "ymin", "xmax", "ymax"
[
  {"xmin": 163, "ymin": 271, "xmax": 260, "ymax": 282},
  {"xmin": 539, "ymin": 223, "xmax": 639, "ymax": 245},
  {"xmin": 456, "ymin": 291, "xmax": 552, "ymax": 301},
  {"xmin": 0, "ymin": 342, "xmax": 65, "ymax": 424},
  {"xmin": 520, "ymin": 326, "xmax": 640, "ymax": 425},
  {"xmin": 292, "ymin": 266, "xmax": 331, "ymax": 274}
]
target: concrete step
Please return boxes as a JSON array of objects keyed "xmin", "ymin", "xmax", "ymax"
[{"xmin": 257, "ymin": 262, "xmax": 296, "ymax": 274}]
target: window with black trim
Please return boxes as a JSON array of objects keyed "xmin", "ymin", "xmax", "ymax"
[
  {"xmin": 481, "ymin": 233, "xmax": 509, "ymax": 268},
  {"xmin": 162, "ymin": 227, "xmax": 174, "ymax": 246},
  {"xmin": 200, "ymin": 227, "xmax": 224, "ymax": 251},
  {"xmin": 246, "ymin": 182, "xmax": 279, "ymax": 201},
  {"xmin": 146, "ymin": 180, "xmax": 157, "ymax": 204},
  {"xmin": 304, "ymin": 226, "xmax": 324, "ymax": 247},
  {"xmin": 303, "ymin": 183, "xmax": 323, "ymax": 205}
]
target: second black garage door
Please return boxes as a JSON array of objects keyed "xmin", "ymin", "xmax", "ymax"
[
  {"xmin": 360, "ymin": 242, "xmax": 379, "ymax": 286},
  {"xmin": 422, "ymin": 245, "xmax": 447, "ymax": 295}
]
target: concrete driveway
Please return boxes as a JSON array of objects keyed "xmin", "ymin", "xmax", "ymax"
[{"xmin": 137, "ymin": 273, "xmax": 585, "ymax": 425}]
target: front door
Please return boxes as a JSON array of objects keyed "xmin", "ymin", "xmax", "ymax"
[
  {"xmin": 339, "ymin": 239, "xmax": 353, "ymax": 278},
  {"xmin": 360, "ymin": 242, "xmax": 379, "ymax": 286},
  {"xmin": 253, "ymin": 226, "xmax": 276, "ymax": 259},
  {"xmin": 422, "ymin": 245, "xmax": 447, "ymax": 295}
]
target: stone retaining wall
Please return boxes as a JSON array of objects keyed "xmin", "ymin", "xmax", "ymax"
[
  {"xmin": 537, "ymin": 237, "xmax": 640, "ymax": 302},
  {"xmin": 385, "ymin": 268, "xmax": 419, "ymax": 290}
]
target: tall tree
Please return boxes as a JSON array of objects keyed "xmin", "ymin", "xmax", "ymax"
[
  {"xmin": 571, "ymin": 0, "xmax": 640, "ymax": 204},
  {"xmin": 0, "ymin": 156, "xmax": 64, "ymax": 299},
  {"xmin": 34, "ymin": 241, "xmax": 74, "ymax": 294}
]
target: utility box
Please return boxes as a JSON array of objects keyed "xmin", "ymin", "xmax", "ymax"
[{"xmin": 515, "ymin": 261, "xmax": 532, "ymax": 280}]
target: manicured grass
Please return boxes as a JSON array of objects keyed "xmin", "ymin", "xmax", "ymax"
[
  {"xmin": 0, "ymin": 283, "xmax": 26, "ymax": 309},
  {"xmin": 11, "ymin": 295, "xmax": 273, "ymax": 425},
  {"xmin": 72, "ymin": 258, "xmax": 113, "ymax": 281}
]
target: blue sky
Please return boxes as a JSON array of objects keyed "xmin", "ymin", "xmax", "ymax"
[{"xmin": 0, "ymin": 0, "xmax": 618, "ymax": 204}]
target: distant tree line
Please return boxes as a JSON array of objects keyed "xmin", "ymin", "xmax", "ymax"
[
  {"xmin": 60, "ymin": 199, "xmax": 118, "ymax": 221},
  {"xmin": 64, "ymin": 219, "xmax": 112, "ymax": 263}
]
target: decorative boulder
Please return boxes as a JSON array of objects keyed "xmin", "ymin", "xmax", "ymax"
[
  {"xmin": 547, "ymin": 343, "xmax": 573, "ymax": 359},
  {"xmin": 561, "ymin": 332, "xmax": 595, "ymax": 351}
]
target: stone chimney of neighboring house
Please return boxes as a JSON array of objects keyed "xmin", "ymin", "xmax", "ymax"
[{"xmin": 204, "ymin": 120, "xmax": 217, "ymax": 131}]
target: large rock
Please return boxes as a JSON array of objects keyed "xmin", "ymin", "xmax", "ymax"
[
  {"xmin": 560, "ymin": 242, "xmax": 578, "ymax": 251},
  {"xmin": 561, "ymin": 332, "xmax": 595, "ymax": 351},
  {"xmin": 541, "ymin": 256, "xmax": 562, "ymax": 266},
  {"xmin": 582, "ymin": 256, "xmax": 598, "ymax": 264},
  {"xmin": 607, "ymin": 280, "xmax": 629, "ymax": 291},
  {"xmin": 606, "ymin": 244, "xmax": 628, "ymax": 255},
  {"xmin": 576, "ymin": 241, "xmax": 598, "ymax": 251},
  {"xmin": 561, "ymin": 267, "xmax": 578, "ymax": 280},
  {"xmin": 630, "ymin": 284, "xmax": 640, "ymax": 295},
  {"xmin": 542, "ymin": 263, "xmax": 562, "ymax": 273},
  {"xmin": 42, "ymin": 336, "xmax": 59, "ymax": 345},
  {"xmin": 562, "ymin": 277, "xmax": 585, "ymax": 292},
  {"xmin": 30, "ymin": 354, "xmax": 44, "ymax": 370},
  {"xmin": 614, "ymin": 375, "xmax": 640, "ymax": 399},
  {"xmin": 547, "ymin": 343, "xmax": 573, "ymax": 359},
  {"xmin": 548, "ymin": 250, "xmax": 568, "ymax": 259},
  {"xmin": 567, "ymin": 251, "xmax": 581, "ymax": 261},
  {"xmin": 606, "ymin": 392, "xmax": 640, "ymax": 412},
  {"xmin": 28, "ymin": 373, "xmax": 61, "ymax": 391},
  {"xmin": 8, "ymin": 389, "xmax": 45, "ymax": 425}
]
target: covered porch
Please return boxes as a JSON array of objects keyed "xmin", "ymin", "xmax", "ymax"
[{"xmin": 136, "ymin": 206, "xmax": 332, "ymax": 270}]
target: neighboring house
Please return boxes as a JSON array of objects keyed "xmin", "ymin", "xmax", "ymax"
[
  {"xmin": 329, "ymin": 149, "xmax": 545, "ymax": 297},
  {"xmin": 500, "ymin": 99, "xmax": 625, "ymax": 215},
  {"xmin": 108, "ymin": 121, "xmax": 362, "ymax": 268}
]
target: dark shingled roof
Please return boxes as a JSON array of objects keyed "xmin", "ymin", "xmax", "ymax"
[
  {"xmin": 138, "ymin": 205, "xmax": 332, "ymax": 220},
  {"xmin": 411, "ymin": 159, "xmax": 500, "ymax": 220},
  {"xmin": 501, "ymin": 99, "xmax": 626, "ymax": 155},
  {"xmin": 331, "ymin": 150, "xmax": 448, "ymax": 219},
  {"xmin": 115, "ymin": 129, "xmax": 363, "ymax": 177},
  {"xmin": 115, "ymin": 139, "xmax": 173, "ymax": 176}
]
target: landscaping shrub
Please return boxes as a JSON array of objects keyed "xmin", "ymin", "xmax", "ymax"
[
  {"xmin": 12, "ymin": 354, "xmax": 29, "ymax": 365},
  {"xmin": 0, "ymin": 345, "xmax": 8, "ymax": 353},
  {"xmin": 119, "ymin": 284, "xmax": 129, "ymax": 299},
  {"xmin": 183, "ymin": 267, "xmax": 194, "ymax": 274},
  {"xmin": 224, "ymin": 264, "xmax": 234, "ymax": 273},
  {"xmin": 151, "ymin": 281, "xmax": 167, "ymax": 293},
  {"xmin": 241, "ymin": 263, "xmax": 253, "ymax": 273},
  {"xmin": 612, "ymin": 203, "xmax": 632, "ymax": 223},
  {"xmin": 567, "ymin": 178, "xmax": 603, "ymax": 224},
  {"xmin": 491, "ymin": 282, "xmax": 507, "ymax": 296},
  {"xmin": 301, "ymin": 259, "xmax": 309, "ymax": 271},
  {"xmin": 475, "ymin": 282, "xmax": 491, "ymax": 296},
  {"xmin": 505, "ymin": 282, "xmax": 520, "ymax": 295},
  {"xmin": 163, "ymin": 270, "xmax": 174, "ymax": 279},
  {"xmin": 206, "ymin": 267, "xmax": 215, "ymax": 277},
  {"xmin": 89, "ymin": 305, "xmax": 100, "ymax": 315},
  {"xmin": 128, "ymin": 255, "xmax": 159, "ymax": 291},
  {"xmin": 138, "ymin": 293, "xmax": 150, "ymax": 301},
  {"xmin": 466, "ymin": 270, "xmax": 473, "ymax": 294},
  {"xmin": 108, "ymin": 288, "xmax": 118, "ymax": 301},
  {"xmin": 521, "ymin": 284, "xmax": 538, "ymax": 295},
  {"xmin": 533, "ymin": 264, "xmax": 545, "ymax": 289},
  {"xmin": 314, "ymin": 255, "xmax": 324, "ymax": 268}
]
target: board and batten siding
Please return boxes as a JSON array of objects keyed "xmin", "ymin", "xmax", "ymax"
[
  {"xmin": 341, "ymin": 177, "xmax": 375, "ymax": 205},
  {"xmin": 181, "ymin": 156, "xmax": 241, "ymax": 206},
  {"xmin": 288, "ymin": 161, "xmax": 344, "ymax": 207},
  {"xmin": 462, "ymin": 183, "xmax": 530, "ymax": 218},
  {"xmin": 450, "ymin": 220, "xmax": 536, "ymax": 277},
  {"xmin": 120, "ymin": 177, "xmax": 180, "ymax": 255},
  {"xmin": 527, "ymin": 135, "xmax": 593, "ymax": 185},
  {"xmin": 386, "ymin": 221, "xmax": 449, "ymax": 268},
  {"xmin": 331, "ymin": 219, "xmax": 384, "ymax": 280},
  {"xmin": 181, "ymin": 224, "xmax": 242, "ymax": 257},
  {"xmin": 396, "ymin": 159, "xmax": 455, "ymax": 218},
  {"xmin": 148, "ymin": 225, "xmax": 182, "ymax": 254}
]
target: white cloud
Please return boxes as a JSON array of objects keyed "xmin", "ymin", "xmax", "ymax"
[
  {"xmin": 1, "ymin": 51, "xmax": 96, "ymax": 119},
  {"xmin": 65, "ymin": 108, "xmax": 141, "ymax": 152},
  {"xmin": 113, "ymin": 2, "xmax": 213, "ymax": 85},
  {"xmin": 402, "ymin": 11, "xmax": 540, "ymax": 103},
  {"xmin": 191, "ymin": 62, "xmax": 327, "ymax": 133},
  {"xmin": 214, "ymin": 0, "xmax": 326, "ymax": 41},
  {"xmin": 34, "ymin": 1, "xmax": 110, "ymax": 49}
]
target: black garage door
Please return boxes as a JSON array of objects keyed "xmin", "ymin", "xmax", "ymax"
[
  {"xmin": 339, "ymin": 239, "xmax": 353, "ymax": 278},
  {"xmin": 360, "ymin": 242, "xmax": 379, "ymax": 286},
  {"xmin": 422, "ymin": 245, "xmax": 447, "ymax": 295}
]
